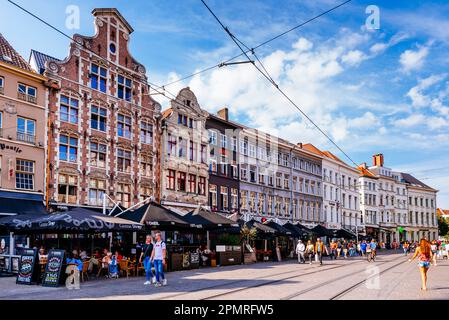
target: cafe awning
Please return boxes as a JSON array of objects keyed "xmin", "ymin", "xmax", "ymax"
[
  {"xmin": 283, "ymin": 222, "xmax": 315, "ymax": 238},
  {"xmin": 245, "ymin": 219, "xmax": 277, "ymax": 234},
  {"xmin": 0, "ymin": 191, "xmax": 47, "ymax": 217},
  {"xmin": 265, "ymin": 221, "xmax": 292, "ymax": 236},
  {"xmin": 333, "ymin": 228, "xmax": 357, "ymax": 239},
  {"xmin": 1, "ymin": 207, "xmax": 143, "ymax": 232},
  {"xmin": 115, "ymin": 202, "xmax": 191, "ymax": 229},
  {"xmin": 183, "ymin": 206, "xmax": 240, "ymax": 230},
  {"xmin": 311, "ymin": 224, "xmax": 334, "ymax": 237}
]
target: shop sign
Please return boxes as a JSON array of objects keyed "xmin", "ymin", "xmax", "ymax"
[{"xmin": 0, "ymin": 143, "xmax": 22, "ymax": 153}]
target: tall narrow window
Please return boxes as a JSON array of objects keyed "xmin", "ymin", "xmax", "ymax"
[
  {"xmin": 177, "ymin": 172, "xmax": 186, "ymax": 192},
  {"xmin": 140, "ymin": 155, "xmax": 152, "ymax": 177},
  {"xmin": 231, "ymin": 188, "xmax": 238, "ymax": 210},
  {"xmin": 188, "ymin": 174, "xmax": 197, "ymax": 193},
  {"xmin": 90, "ymin": 142, "xmax": 107, "ymax": 168},
  {"xmin": 178, "ymin": 137, "xmax": 187, "ymax": 158},
  {"xmin": 117, "ymin": 75, "xmax": 132, "ymax": 101},
  {"xmin": 58, "ymin": 174, "xmax": 78, "ymax": 204},
  {"xmin": 198, "ymin": 177, "xmax": 206, "ymax": 195},
  {"xmin": 117, "ymin": 183, "xmax": 131, "ymax": 208},
  {"xmin": 117, "ymin": 114, "xmax": 132, "ymax": 139},
  {"xmin": 59, "ymin": 135, "xmax": 78, "ymax": 162},
  {"xmin": 201, "ymin": 144, "xmax": 207, "ymax": 164},
  {"xmin": 60, "ymin": 95, "xmax": 79, "ymax": 124},
  {"xmin": 167, "ymin": 134, "xmax": 177, "ymax": 157},
  {"xmin": 166, "ymin": 170, "xmax": 176, "ymax": 190},
  {"xmin": 15, "ymin": 159, "xmax": 34, "ymax": 190},
  {"xmin": 91, "ymin": 106, "xmax": 107, "ymax": 131},
  {"xmin": 140, "ymin": 185, "xmax": 152, "ymax": 202},
  {"xmin": 0, "ymin": 76, "xmax": 4, "ymax": 95},
  {"xmin": 117, "ymin": 149, "xmax": 131, "ymax": 173},
  {"xmin": 90, "ymin": 64, "xmax": 107, "ymax": 93},
  {"xmin": 221, "ymin": 186, "xmax": 228, "ymax": 211},
  {"xmin": 17, "ymin": 117, "xmax": 35, "ymax": 144},
  {"xmin": 89, "ymin": 179, "xmax": 106, "ymax": 206},
  {"xmin": 140, "ymin": 121, "xmax": 153, "ymax": 144},
  {"xmin": 189, "ymin": 141, "xmax": 197, "ymax": 161},
  {"xmin": 209, "ymin": 184, "xmax": 217, "ymax": 208}
]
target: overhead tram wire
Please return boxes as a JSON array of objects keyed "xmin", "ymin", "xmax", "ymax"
[
  {"xmin": 157, "ymin": 0, "xmax": 352, "ymax": 89},
  {"xmin": 200, "ymin": 0, "xmax": 360, "ymax": 168}
]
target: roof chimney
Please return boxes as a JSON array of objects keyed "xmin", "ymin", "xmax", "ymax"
[
  {"xmin": 373, "ymin": 154, "xmax": 384, "ymax": 167},
  {"xmin": 217, "ymin": 107, "xmax": 229, "ymax": 121}
]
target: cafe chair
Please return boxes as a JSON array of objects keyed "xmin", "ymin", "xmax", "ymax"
[
  {"xmin": 81, "ymin": 261, "xmax": 90, "ymax": 282},
  {"xmin": 119, "ymin": 260, "xmax": 132, "ymax": 278},
  {"xmin": 136, "ymin": 262, "xmax": 145, "ymax": 277}
]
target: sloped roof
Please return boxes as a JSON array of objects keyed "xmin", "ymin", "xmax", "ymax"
[
  {"xmin": 437, "ymin": 208, "xmax": 449, "ymax": 217},
  {"xmin": 0, "ymin": 33, "xmax": 33, "ymax": 72},
  {"xmin": 401, "ymin": 172, "xmax": 434, "ymax": 190},
  {"xmin": 29, "ymin": 49, "xmax": 61, "ymax": 74},
  {"xmin": 161, "ymin": 108, "xmax": 173, "ymax": 120}
]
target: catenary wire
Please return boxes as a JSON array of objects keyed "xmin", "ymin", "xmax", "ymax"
[
  {"xmin": 200, "ymin": 0, "xmax": 360, "ymax": 168},
  {"xmin": 156, "ymin": 0, "xmax": 352, "ymax": 88}
]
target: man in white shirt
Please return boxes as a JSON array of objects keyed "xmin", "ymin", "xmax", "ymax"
[
  {"xmin": 296, "ymin": 240, "xmax": 305, "ymax": 264},
  {"xmin": 151, "ymin": 231, "xmax": 167, "ymax": 287}
]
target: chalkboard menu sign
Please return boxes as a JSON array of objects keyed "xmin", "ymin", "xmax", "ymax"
[
  {"xmin": 16, "ymin": 249, "xmax": 38, "ymax": 285},
  {"xmin": 42, "ymin": 250, "xmax": 65, "ymax": 287},
  {"xmin": 190, "ymin": 252, "xmax": 200, "ymax": 264}
]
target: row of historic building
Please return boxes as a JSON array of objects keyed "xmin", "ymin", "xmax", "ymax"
[{"xmin": 0, "ymin": 8, "xmax": 439, "ymax": 242}]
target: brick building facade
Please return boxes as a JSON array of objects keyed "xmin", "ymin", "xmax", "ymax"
[{"xmin": 32, "ymin": 8, "xmax": 160, "ymax": 209}]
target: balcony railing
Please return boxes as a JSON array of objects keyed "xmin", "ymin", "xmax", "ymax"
[
  {"xmin": 17, "ymin": 132, "xmax": 36, "ymax": 144},
  {"xmin": 17, "ymin": 92, "xmax": 37, "ymax": 104}
]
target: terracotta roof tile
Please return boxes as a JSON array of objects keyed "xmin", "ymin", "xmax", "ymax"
[
  {"xmin": 0, "ymin": 33, "xmax": 33, "ymax": 72},
  {"xmin": 161, "ymin": 108, "xmax": 173, "ymax": 120}
]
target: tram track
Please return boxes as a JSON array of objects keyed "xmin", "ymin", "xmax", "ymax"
[
  {"xmin": 196, "ymin": 259, "xmax": 368, "ymax": 300},
  {"xmin": 161, "ymin": 259, "xmax": 365, "ymax": 300},
  {"xmin": 281, "ymin": 254, "xmax": 407, "ymax": 300}
]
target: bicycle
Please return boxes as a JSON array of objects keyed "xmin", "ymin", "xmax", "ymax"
[{"xmin": 366, "ymin": 248, "xmax": 375, "ymax": 262}]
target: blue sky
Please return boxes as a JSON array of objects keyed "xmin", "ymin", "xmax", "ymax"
[{"xmin": 1, "ymin": 0, "xmax": 449, "ymax": 206}]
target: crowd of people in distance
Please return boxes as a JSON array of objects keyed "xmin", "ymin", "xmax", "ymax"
[{"xmin": 295, "ymin": 238, "xmax": 379, "ymax": 265}]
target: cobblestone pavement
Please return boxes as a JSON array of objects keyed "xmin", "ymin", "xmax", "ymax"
[{"xmin": 1, "ymin": 251, "xmax": 448, "ymax": 300}]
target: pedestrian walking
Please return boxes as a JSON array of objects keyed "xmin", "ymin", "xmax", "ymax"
[
  {"xmin": 314, "ymin": 238, "xmax": 328, "ymax": 266},
  {"xmin": 336, "ymin": 240, "xmax": 342, "ymax": 259},
  {"xmin": 296, "ymin": 240, "xmax": 306, "ymax": 264},
  {"xmin": 409, "ymin": 239, "xmax": 433, "ymax": 291},
  {"xmin": 139, "ymin": 234, "xmax": 155, "ymax": 285},
  {"xmin": 329, "ymin": 240, "xmax": 337, "ymax": 260},
  {"xmin": 360, "ymin": 240, "xmax": 367, "ymax": 257},
  {"xmin": 151, "ymin": 231, "xmax": 167, "ymax": 287},
  {"xmin": 342, "ymin": 240, "xmax": 348, "ymax": 259},
  {"xmin": 431, "ymin": 240, "xmax": 438, "ymax": 266},
  {"xmin": 306, "ymin": 240, "xmax": 314, "ymax": 264}
]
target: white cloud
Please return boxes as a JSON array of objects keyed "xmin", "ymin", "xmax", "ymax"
[
  {"xmin": 399, "ymin": 45, "xmax": 429, "ymax": 73},
  {"xmin": 395, "ymin": 114, "xmax": 426, "ymax": 127},
  {"xmin": 341, "ymin": 50, "xmax": 367, "ymax": 66}
]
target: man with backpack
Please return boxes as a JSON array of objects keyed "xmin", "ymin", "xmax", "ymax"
[{"xmin": 151, "ymin": 231, "xmax": 167, "ymax": 287}]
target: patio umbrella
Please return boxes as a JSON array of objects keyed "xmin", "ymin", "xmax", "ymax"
[
  {"xmin": 1, "ymin": 207, "xmax": 143, "ymax": 232},
  {"xmin": 333, "ymin": 228, "xmax": 357, "ymax": 239},
  {"xmin": 283, "ymin": 222, "xmax": 314, "ymax": 238},
  {"xmin": 115, "ymin": 202, "xmax": 191, "ymax": 229},
  {"xmin": 265, "ymin": 221, "xmax": 292, "ymax": 236},
  {"xmin": 183, "ymin": 206, "xmax": 240, "ymax": 230},
  {"xmin": 245, "ymin": 219, "xmax": 277, "ymax": 235},
  {"xmin": 311, "ymin": 224, "xmax": 334, "ymax": 237}
]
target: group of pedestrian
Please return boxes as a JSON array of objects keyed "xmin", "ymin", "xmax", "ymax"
[
  {"xmin": 295, "ymin": 238, "xmax": 328, "ymax": 265},
  {"xmin": 139, "ymin": 232, "xmax": 168, "ymax": 287}
]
